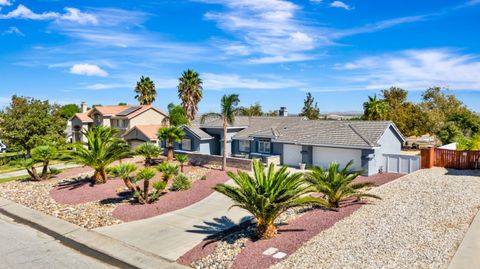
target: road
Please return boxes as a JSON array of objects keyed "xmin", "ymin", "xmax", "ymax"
[
  {"xmin": 0, "ymin": 163, "xmax": 80, "ymax": 179},
  {"xmin": 0, "ymin": 213, "xmax": 115, "ymax": 269}
]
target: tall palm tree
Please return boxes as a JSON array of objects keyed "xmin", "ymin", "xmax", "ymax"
[
  {"xmin": 363, "ymin": 94, "xmax": 388, "ymax": 120},
  {"xmin": 178, "ymin": 69, "xmax": 203, "ymax": 121},
  {"xmin": 215, "ymin": 160, "xmax": 325, "ymax": 239},
  {"xmin": 157, "ymin": 126, "xmax": 185, "ymax": 162},
  {"xmin": 201, "ymin": 94, "xmax": 241, "ymax": 171},
  {"xmin": 69, "ymin": 126, "xmax": 131, "ymax": 184},
  {"xmin": 305, "ymin": 160, "xmax": 380, "ymax": 208},
  {"xmin": 135, "ymin": 76, "xmax": 157, "ymax": 105}
]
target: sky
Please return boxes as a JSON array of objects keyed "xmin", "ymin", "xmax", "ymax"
[{"xmin": 0, "ymin": 0, "xmax": 479, "ymax": 113}]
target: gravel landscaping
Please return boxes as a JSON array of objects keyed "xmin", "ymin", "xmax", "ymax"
[
  {"xmin": 272, "ymin": 168, "xmax": 480, "ymax": 269},
  {"xmin": 178, "ymin": 172, "xmax": 403, "ymax": 269}
]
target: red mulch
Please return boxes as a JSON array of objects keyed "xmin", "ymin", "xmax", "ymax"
[
  {"xmin": 50, "ymin": 178, "xmax": 126, "ymax": 205},
  {"xmin": 177, "ymin": 173, "xmax": 404, "ymax": 268},
  {"xmin": 111, "ymin": 170, "xmax": 231, "ymax": 221}
]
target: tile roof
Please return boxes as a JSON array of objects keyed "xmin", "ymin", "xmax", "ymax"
[
  {"xmin": 181, "ymin": 124, "xmax": 213, "ymax": 140},
  {"xmin": 83, "ymin": 105, "xmax": 168, "ymax": 121},
  {"xmin": 90, "ymin": 105, "xmax": 132, "ymax": 117},
  {"xmin": 127, "ymin": 124, "xmax": 164, "ymax": 140},
  {"xmin": 73, "ymin": 112, "xmax": 93, "ymax": 122}
]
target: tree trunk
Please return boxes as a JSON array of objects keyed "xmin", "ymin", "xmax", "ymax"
[
  {"xmin": 27, "ymin": 167, "xmax": 40, "ymax": 181},
  {"xmin": 122, "ymin": 178, "xmax": 136, "ymax": 192},
  {"xmin": 94, "ymin": 169, "xmax": 107, "ymax": 184},
  {"xmin": 145, "ymin": 157, "xmax": 151, "ymax": 167},
  {"xmin": 41, "ymin": 160, "xmax": 49, "ymax": 180},
  {"xmin": 222, "ymin": 118, "xmax": 227, "ymax": 171},
  {"xmin": 256, "ymin": 223, "xmax": 277, "ymax": 239},
  {"xmin": 180, "ymin": 164, "xmax": 184, "ymax": 173},
  {"xmin": 167, "ymin": 143, "xmax": 173, "ymax": 162},
  {"xmin": 143, "ymin": 179, "xmax": 149, "ymax": 203}
]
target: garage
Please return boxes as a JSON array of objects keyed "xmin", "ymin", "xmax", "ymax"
[
  {"xmin": 312, "ymin": 146, "xmax": 362, "ymax": 170},
  {"xmin": 283, "ymin": 144, "xmax": 303, "ymax": 167}
]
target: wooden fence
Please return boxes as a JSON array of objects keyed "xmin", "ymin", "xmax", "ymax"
[{"xmin": 421, "ymin": 148, "xmax": 480, "ymax": 169}]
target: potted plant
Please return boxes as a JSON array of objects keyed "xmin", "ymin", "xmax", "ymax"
[{"xmin": 299, "ymin": 163, "xmax": 306, "ymax": 170}]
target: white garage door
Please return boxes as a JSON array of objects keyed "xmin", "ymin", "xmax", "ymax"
[
  {"xmin": 312, "ymin": 146, "xmax": 362, "ymax": 170},
  {"xmin": 283, "ymin": 144, "xmax": 303, "ymax": 167}
]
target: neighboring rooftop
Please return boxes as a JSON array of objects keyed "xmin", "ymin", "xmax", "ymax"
[{"xmin": 124, "ymin": 124, "xmax": 164, "ymax": 140}]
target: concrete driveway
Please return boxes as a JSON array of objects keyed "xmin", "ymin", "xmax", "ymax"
[{"xmin": 94, "ymin": 189, "xmax": 250, "ymax": 261}]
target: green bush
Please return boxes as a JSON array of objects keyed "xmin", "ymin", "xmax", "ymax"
[
  {"xmin": 200, "ymin": 175, "xmax": 207, "ymax": 181},
  {"xmin": 49, "ymin": 167, "xmax": 61, "ymax": 175},
  {"xmin": 171, "ymin": 173, "xmax": 191, "ymax": 191}
]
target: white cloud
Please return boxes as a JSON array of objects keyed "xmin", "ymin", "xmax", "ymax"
[
  {"xmin": 84, "ymin": 83, "xmax": 126, "ymax": 90},
  {"xmin": 2, "ymin": 26, "xmax": 23, "ymax": 36},
  {"xmin": 330, "ymin": 1, "xmax": 353, "ymax": 10},
  {"xmin": 310, "ymin": 0, "xmax": 323, "ymax": 4},
  {"xmin": 0, "ymin": 5, "xmax": 97, "ymax": 24},
  {"xmin": 202, "ymin": 73, "xmax": 304, "ymax": 90},
  {"xmin": 339, "ymin": 49, "xmax": 480, "ymax": 90},
  {"xmin": 249, "ymin": 54, "xmax": 314, "ymax": 64},
  {"xmin": 0, "ymin": 0, "xmax": 12, "ymax": 6},
  {"xmin": 70, "ymin": 64, "xmax": 108, "ymax": 77}
]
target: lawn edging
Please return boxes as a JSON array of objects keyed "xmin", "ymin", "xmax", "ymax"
[{"xmin": 0, "ymin": 197, "xmax": 187, "ymax": 269}]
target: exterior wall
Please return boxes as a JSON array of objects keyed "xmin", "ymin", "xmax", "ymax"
[
  {"xmin": 374, "ymin": 125, "xmax": 403, "ymax": 173},
  {"xmin": 129, "ymin": 109, "xmax": 166, "ymax": 128},
  {"xmin": 170, "ymin": 128, "xmax": 214, "ymax": 155},
  {"xmin": 312, "ymin": 146, "xmax": 363, "ymax": 170},
  {"xmin": 70, "ymin": 117, "xmax": 89, "ymax": 143},
  {"xmin": 202, "ymin": 127, "xmax": 243, "ymax": 157},
  {"xmin": 175, "ymin": 151, "xmax": 252, "ymax": 171},
  {"xmin": 282, "ymin": 144, "xmax": 303, "ymax": 167}
]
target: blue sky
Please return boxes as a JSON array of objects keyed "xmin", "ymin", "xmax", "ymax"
[{"xmin": 1, "ymin": 0, "xmax": 479, "ymax": 113}]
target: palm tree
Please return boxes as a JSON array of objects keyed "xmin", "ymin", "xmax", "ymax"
[
  {"xmin": 215, "ymin": 160, "xmax": 324, "ymax": 239},
  {"xmin": 135, "ymin": 76, "xmax": 157, "ymax": 105},
  {"xmin": 167, "ymin": 103, "xmax": 189, "ymax": 127},
  {"xmin": 201, "ymin": 94, "xmax": 241, "ymax": 171},
  {"xmin": 109, "ymin": 163, "xmax": 138, "ymax": 192},
  {"xmin": 14, "ymin": 158, "xmax": 41, "ymax": 181},
  {"xmin": 69, "ymin": 126, "xmax": 130, "ymax": 184},
  {"xmin": 157, "ymin": 162, "xmax": 179, "ymax": 182},
  {"xmin": 135, "ymin": 142, "xmax": 161, "ymax": 167},
  {"xmin": 363, "ymin": 94, "xmax": 388, "ymax": 120},
  {"xmin": 157, "ymin": 126, "xmax": 184, "ymax": 162},
  {"xmin": 134, "ymin": 168, "xmax": 157, "ymax": 204},
  {"xmin": 178, "ymin": 69, "xmax": 203, "ymax": 121},
  {"xmin": 31, "ymin": 145, "xmax": 57, "ymax": 179},
  {"xmin": 305, "ymin": 160, "xmax": 381, "ymax": 208},
  {"xmin": 175, "ymin": 154, "xmax": 188, "ymax": 172}
]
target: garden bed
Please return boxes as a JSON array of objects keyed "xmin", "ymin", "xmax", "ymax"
[{"xmin": 177, "ymin": 172, "xmax": 404, "ymax": 269}]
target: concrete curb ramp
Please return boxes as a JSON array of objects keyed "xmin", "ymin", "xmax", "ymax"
[
  {"xmin": 448, "ymin": 209, "xmax": 480, "ymax": 269},
  {"xmin": 0, "ymin": 197, "xmax": 187, "ymax": 269}
]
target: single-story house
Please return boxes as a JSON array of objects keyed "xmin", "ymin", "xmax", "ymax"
[{"xmin": 172, "ymin": 116, "xmax": 406, "ymax": 175}]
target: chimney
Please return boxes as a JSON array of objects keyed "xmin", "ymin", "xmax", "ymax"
[
  {"xmin": 279, "ymin": 107, "xmax": 288, "ymax": 117},
  {"xmin": 81, "ymin": 102, "xmax": 88, "ymax": 113}
]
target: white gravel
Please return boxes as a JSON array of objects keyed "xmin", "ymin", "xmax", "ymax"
[{"xmin": 271, "ymin": 168, "xmax": 480, "ymax": 269}]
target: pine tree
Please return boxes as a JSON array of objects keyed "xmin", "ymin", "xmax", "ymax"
[{"xmin": 299, "ymin": 92, "xmax": 320, "ymax": 120}]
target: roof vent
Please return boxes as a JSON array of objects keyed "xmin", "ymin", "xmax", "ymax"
[{"xmin": 279, "ymin": 107, "xmax": 288, "ymax": 117}]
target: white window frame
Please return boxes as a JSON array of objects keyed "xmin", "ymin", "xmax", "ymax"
[
  {"xmin": 258, "ymin": 139, "xmax": 271, "ymax": 154},
  {"xmin": 182, "ymin": 138, "xmax": 192, "ymax": 151},
  {"xmin": 239, "ymin": 140, "xmax": 250, "ymax": 152}
]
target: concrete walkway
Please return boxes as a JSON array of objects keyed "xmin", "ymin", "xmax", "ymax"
[
  {"xmin": 448, "ymin": 209, "xmax": 480, "ymax": 269},
  {"xmin": 95, "ymin": 189, "xmax": 250, "ymax": 261},
  {"xmin": 0, "ymin": 163, "xmax": 80, "ymax": 179}
]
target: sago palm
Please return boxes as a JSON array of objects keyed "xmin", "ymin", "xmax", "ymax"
[
  {"xmin": 305, "ymin": 160, "xmax": 380, "ymax": 208},
  {"xmin": 215, "ymin": 160, "xmax": 324, "ymax": 239},
  {"xmin": 157, "ymin": 126, "xmax": 184, "ymax": 162},
  {"xmin": 135, "ymin": 75, "xmax": 157, "ymax": 105},
  {"xmin": 175, "ymin": 154, "xmax": 188, "ymax": 172},
  {"xmin": 32, "ymin": 145, "xmax": 58, "ymax": 179},
  {"xmin": 178, "ymin": 69, "xmax": 203, "ymax": 121},
  {"xmin": 135, "ymin": 142, "xmax": 161, "ymax": 167},
  {"xmin": 14, "ymin": 158, "xmax": 41, "ymax": 181},
  {"xmin": 157, "ymin": 162, "xmax": 179, "ymax": 182},
  {"xmin": 201, "ymin": 94, "xmax": 241, "ymax": 171},
  {"xmin": 69, "ymin": 126, "xmax": 131, "ymax": 184},
  {"xmin": 109, "ymin": 163, "xmax": 138, "ymax": 192},
  {"xmin": 133, "ymin": 168, "xmax": 157, "ymax": 204}
]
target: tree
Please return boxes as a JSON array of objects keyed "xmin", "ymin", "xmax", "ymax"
[
  {"xmin": 381, "ymin": 87, "xmax": 423, "ymax": 137},
  {"xmin": 167, "ymin": 103, "xmax": 189, "ymax": 127},
  {"xmin": 201, "ymin": 94, "xmax": 241, "ymax": 171},
  {"xmin": 362, "ymin": 94, "xmax": 388, "ymax": 121},
  {"xmin": 31, "ymin": 145, "xmax": 58, "ymax": 180},
  {"xmin": 157, "ymin": 126, "xmax": 184, "ymax": 162},
  {"xmin": 305, "ymin": 160, "xmax": 380, "ymax": 208},
  {"xmin": 178, "ymin": 69, "xmax": 203, "ymax": 121},
  {"xmin": 118, "ymin": 102, "xmax": 127, "ymax": 106},
  {"xmin": 68, "ymin": 126, "xmax": 130, "ymax": 184},
  {"xmin": 299, "ymin": 92, "xmax": 320, "ymax": 120},
  {"xmin": 175, "ymin": 154, "xmax": 188, "ymax": 172},
  {"xmin": 14, "ymin": 158, "xmax": 41, "ymax": 181},
  {"xmin": 58, "ymin": 104, "xmax": 80, "ymax": 120},
  {"xmin": 135, "ymin": 142, "xmax": 162, "ymax": 167},
  {"xmin": 109, "ymin": 163, "xmax": 138, "ymax": 192},
  {"xmin": 0, "ymin": 95, "xmax": 66, "ymax": 155},
  {"xmin": 134, "ymin": 76, "xmax": 157, "ymax": 105},
  {"xmin": 215, "ymin": 160, "xmax": 323, "ymax": 239},
  {"xmin": 456, "ymin": 134, "xmax": 480, "ymax": 150},
  {"xmin": 239, "ymin": 102, "xmax": 263, "ymax": 116}
]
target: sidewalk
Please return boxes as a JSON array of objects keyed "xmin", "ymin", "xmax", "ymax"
[
  {"xmin": 95, "ymin": 189, "xmax": 250, "ymax": 261},
  {"xmin": 0, "ymin": 163, "xmax": 80, "ymax": 179},
  {"xmin": 448, "ymin": 209, "xmax": 480, "ymax": 269}
]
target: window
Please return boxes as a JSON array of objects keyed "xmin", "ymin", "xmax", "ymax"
[
  {"xmin": 239, "ymin": 140, "xmax": 250, "ymax": 152},
  {"xmin": 182, "ymin": 138, "xmax": 192, "ymax": 151},
  {"xmin": 258, "ymin": 139, "xmax": 271, "ymax": 153},
  {"xmin": 94, "ymin": 114, "xmax": 102, "ymax": 124}
]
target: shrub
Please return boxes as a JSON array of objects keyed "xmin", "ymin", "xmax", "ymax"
[
  {"xmin": 150, "ymin": 181, "xmax": 168, "ymax": 202},
  {"xmin": 135, "ymin": 142, "xmax": 162, "ymax": 166},
  {"xmin": 49, "ymin": 167, "xmax": 61, "ymax": 175},
  {"xmin": 171, "ymin": 173, "xmax": 192, "ymax": 191},
  {"xmin": 157, "ymin": 162, "xmax": 179, "ymax": 182},
  {"xmin": 200, "ymin": 175, "xmax": 207, "ymax": 181},
  {"xmin": 32, "ymin": 145, "xmax": 58, "ymax": 180},
  {"xmin": 133, "ymin": 168, "xmax": 157, "ymax": 204}
]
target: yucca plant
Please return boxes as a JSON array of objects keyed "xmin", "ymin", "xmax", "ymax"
[
  {"xmin": 133, "ymin": 168, "xmax": 157, "ymax": 204},
  {"xmin": 175, "ymin": 154, "xmax": 188, "ymax": 172},
  {"xmin": 68, "ymin": 126, "xmax": 131, "ymax": 184},
  {"xmin": 109, "ymin": 163, "xmax": 138, "ymax": 192},
  {"xmin": 157, "ymin": 162, "xmax": 179, "ymax": 182},
  {"xmin": 305, "ymin": 160, "xmax": 380, "ymax": 208},
  {"xmin": 135, "ymin": 142, "xmax": 161, "ymax": 167},
  {"xmin": 14, "ymin": 158, "xmax": 41, "ymax": 181},
  {"xmin": 215, "ymin": 160, "xmax": 325, "ymax": 239},
  {"xmin": 31, "ymin": 145, "xmax": 58, "ymax": 179}
]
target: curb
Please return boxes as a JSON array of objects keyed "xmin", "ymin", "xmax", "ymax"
[
  {"xmin": 0, "ymin": 197, "xmax": 188, "ymax": 269},
  {"xmin": 448, "ymin": 208, "xmax": 480, "ymax": 269}
]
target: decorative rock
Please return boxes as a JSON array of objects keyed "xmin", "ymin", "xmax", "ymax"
[
  {"xmin": 272, "ymin": 252, "xmax": 287, "ymax": 259},
  {"xmin": 262, "ymin": 247, "xmax": 279, "ymax": 256}
]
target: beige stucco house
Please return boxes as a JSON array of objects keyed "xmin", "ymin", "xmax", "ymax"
[{"xmin": 70, "ymin": 102, "xmax": 168, "ymax": 145}]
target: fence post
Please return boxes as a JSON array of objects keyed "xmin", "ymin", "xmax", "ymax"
[{"xmin": 421, "ymin": 147, "xmax": 435, "ymax": 169}]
